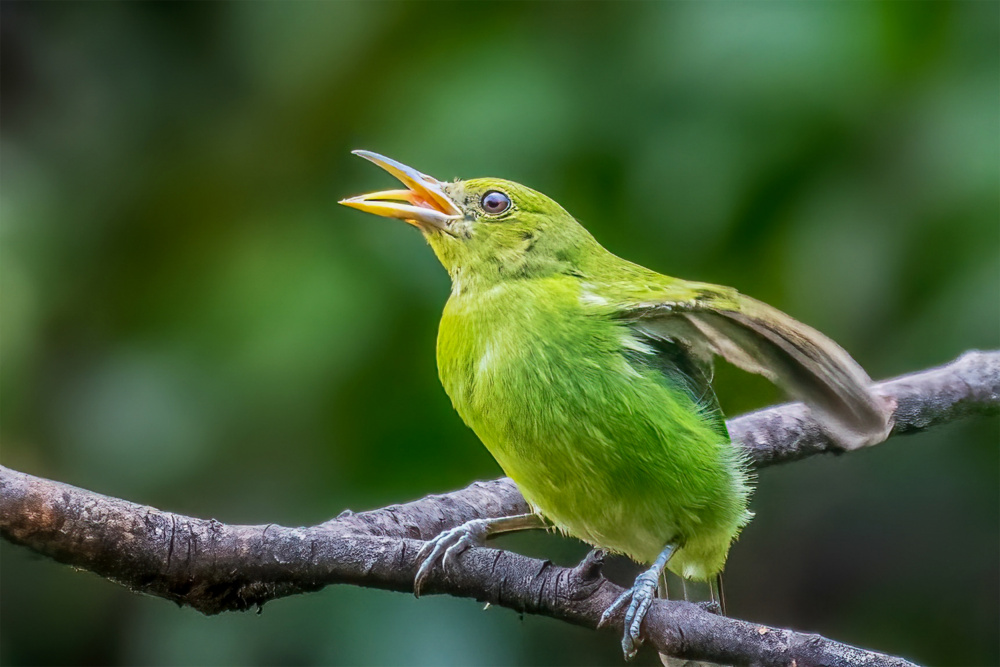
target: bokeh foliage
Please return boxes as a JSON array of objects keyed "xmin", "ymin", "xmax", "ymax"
[{"xmin": 1, "ymin": 2, "xmax": 997, "ymax": 665}]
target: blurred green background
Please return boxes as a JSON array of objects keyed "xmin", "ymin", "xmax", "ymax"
[{"xmin": 1, "ymin": 2, "xmax": 997, "ymax": 665}]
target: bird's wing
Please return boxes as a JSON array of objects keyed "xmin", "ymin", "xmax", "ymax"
[
  {"xmin": 617, "ymin": 282, "xmax": 892, "ymax": 450},
  {"xmin": 628, "ymin": 327, "xmax": 729, "ymax": 441}
]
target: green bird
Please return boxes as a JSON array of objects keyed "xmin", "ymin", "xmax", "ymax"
[{"xmin": 341, "ymin": 151, "xmax": 890, "ymax": 659}]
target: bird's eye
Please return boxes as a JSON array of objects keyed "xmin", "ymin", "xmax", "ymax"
[{"xmin": 481, "ymin": 191, "xmax": 511, "ymax": 215}]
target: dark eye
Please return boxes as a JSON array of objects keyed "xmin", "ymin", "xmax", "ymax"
[{"xmin": 481, "ymin": 191, "xmax": 511, "ymax": 215}]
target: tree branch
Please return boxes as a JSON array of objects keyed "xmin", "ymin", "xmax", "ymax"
[{"xmin": 3, "ymin": 350, "xmax": 997, "ymax": 666}]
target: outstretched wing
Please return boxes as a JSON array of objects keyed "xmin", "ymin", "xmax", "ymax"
[{"xmin": 619, "ymin": 283, "xmax": 892, "ymax": 450}]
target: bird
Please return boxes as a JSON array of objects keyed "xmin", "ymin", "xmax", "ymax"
[{"xmin": 340, "ymin": 150, "xmax": 891, "ymax": 660}]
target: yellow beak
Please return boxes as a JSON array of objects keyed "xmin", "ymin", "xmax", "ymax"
[{"xmin": 339, "ymin": 151, "xmax": 462, "ymax": 232}]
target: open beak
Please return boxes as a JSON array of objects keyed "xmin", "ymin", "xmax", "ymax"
[{"xmin": 339, "ymin": 151, "xmax": 462, "ymax": 233}]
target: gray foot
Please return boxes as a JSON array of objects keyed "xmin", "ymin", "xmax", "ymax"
[
  {"xmin": 698, "ymin": 600, "xmax": 723, "ymax": 615},
  {"xmin": 413, "ymin": 519, "xmax": 490, "ymax": 596},
  {"xmin": 598, "ymin": 568, "xmax": 660, "ymax": 660}
]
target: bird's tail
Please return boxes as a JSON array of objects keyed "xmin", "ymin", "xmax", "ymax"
[
  {"xmin": 657, "ymin": 572, "xmax": 727, "ymax": 667},
  {"xmin": 713, "ymin": 573, "xmax": 727, "ymax": 617}
]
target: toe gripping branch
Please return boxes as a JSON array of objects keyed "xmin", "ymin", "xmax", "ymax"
[
  {"xmin": 413, "ymin": 513, "xmax": 547, "ymax": 597},
  {"xmin": 598, "ymin": 543, "xmax": 677, "ymax": 661}
]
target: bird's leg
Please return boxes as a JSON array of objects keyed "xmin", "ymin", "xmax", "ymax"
[
  {"xmin": 598, "ymin": 543, "xmax": 677, "ymax": 661},
  {"xmin": 413, "ymin": 513, "xmax": 548, "ymax": 596}
]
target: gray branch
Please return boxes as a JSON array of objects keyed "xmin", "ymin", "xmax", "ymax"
[{"xmin": 2, "ymin": 350, "xmax": 997, "ymax": 666}]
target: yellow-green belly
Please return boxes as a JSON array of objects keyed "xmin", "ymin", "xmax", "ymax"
[{"xmin": 436, "ymin": 277, "xmax": 751, "ymax": 579}]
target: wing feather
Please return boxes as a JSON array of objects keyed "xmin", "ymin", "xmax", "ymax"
[{"xmin": 623, "ymin": 288, "xmax": 892, "ymax": 450}]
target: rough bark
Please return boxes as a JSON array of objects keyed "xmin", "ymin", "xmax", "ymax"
[{"xmin": 3, "ymin": 350, "xmax": 998, "ymax": 666}]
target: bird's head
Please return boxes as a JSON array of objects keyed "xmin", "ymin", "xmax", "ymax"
[{"xmin": 340, "ymin": 151, "xmax": 602, "ymax": 291}]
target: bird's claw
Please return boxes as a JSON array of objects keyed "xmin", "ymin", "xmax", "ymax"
[
  {"xmin": 598, "ymin": 569, "xmax": 659, "ymax": 661},
  {"xmin": 698, "ymin": 600, "xmax": 723, "ymax": 615},
  {"xmin": 413, "ymin": 519, "xmax": 490, "ymax": 597}
]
